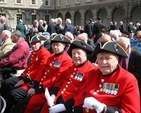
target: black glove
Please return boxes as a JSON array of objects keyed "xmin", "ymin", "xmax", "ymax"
[
  {"xmin": 28, "ymin": 80, "xmax": 39, "ymax": 88},
  {"xmin": 22, "ymin": 75, "xmax": 31, "ymax": 83},
  {"xmin": 35, "ymin": 84, "xmax": 45, "ymax": 94}
]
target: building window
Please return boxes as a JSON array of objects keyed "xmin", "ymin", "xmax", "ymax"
[
  {"xmin": 15, "ymin": 0, "xmax": 23, "ymax": 4},
  {"xmin": 31, "ymin": 0, "xmax": 36, "ymax": 4},
  {"xmin": 58, "ymin": 0, "xmax": 61, "ymax": 6},
  {"xmin": 45, "ymin": 0, "xmax": 50, "ymax": 6},
  {"xmin": 85, "ymin": 0, "xmax": 92, "ymax": 2},
  {"xmin": 0, "ymin": 0, "xmax": 4, "ymax": 2},
  {"xmin": 45, "ymin": 15, "xmax": 49, "ymax": 24},
  {"xmin": 31, "ymin": 14, "xmax": 36, "ymax": 24},
  {"xmin": 76, "ymin": 0, "xmax": 80, "ymax": 3},
  {"xmin": 17, "ymin": 14, "xmax": 22, "ymax": 24},
  {"xmin": 0, "ymin": 13, "xmax": 6, "ymax": 17},
  {"xmin": 16, "ymin": 0, "xmax": 21, "ymax": 3},
  {"xmin": 66, "ymin": 0, "xmax": 70, "ymax": 5}
]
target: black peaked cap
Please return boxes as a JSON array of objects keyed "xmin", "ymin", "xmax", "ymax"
[
  {"xmin": 92, "ymin": 42, "xmax": 128, "ymax": 57},
  {"xmin": 51, "ymin": 34, "xmax": 70, "ymax": 44},
  {"xmin": 70, "ymin": 40, "xmax": 94, "ymax": 54},
  {"xmin": 30, "ymin": 35, "xmax": 46, "ymax": 43}
]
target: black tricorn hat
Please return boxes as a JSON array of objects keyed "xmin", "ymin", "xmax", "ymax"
[
  {"xmin": 30, "ymin": 35, "xmax": 46, "ymax": 43},
  {"xmin": 70, "ymin": 40, "xmax": 94, "ymax": 54},
  {"xmin": 92, "ymin": 42, "xmax": 128, "ymax": 57},
  {"xmin": 51, "ymin": 34, "xmax": 70, "ymax": 44}
]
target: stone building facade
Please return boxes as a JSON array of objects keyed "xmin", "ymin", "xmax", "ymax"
[{"xmin": 0, "ymin": 0, "xmax": 141, "ymax": 29}]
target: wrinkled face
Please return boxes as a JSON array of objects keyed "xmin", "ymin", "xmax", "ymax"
[
  {"xmin": 52, "ymin": 42, "xmax": 65, "ymax": 54},
  {"xmin": 97, "ymin": 52, "xmax": 119, "ymax": 75},
  {"xmin": 72, "ymin": 48, "xmax": 87, "ymax": 66},
  {"xmin": 30, "ymin": 41, "xmax": 41, "ymax": 52}
]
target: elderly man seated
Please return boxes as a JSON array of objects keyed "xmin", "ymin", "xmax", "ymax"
[
  {"xmin": 0, "ymin": 30, "xmax": 30, "ymax": 83},
  {"xmin": 0, "ymin": 30, "xmax": 15, "ymax": 60}
]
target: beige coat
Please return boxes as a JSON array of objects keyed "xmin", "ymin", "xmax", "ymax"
[{"xmin": 0, "ymin": 38, "xmax": 15, "ymax": 59}]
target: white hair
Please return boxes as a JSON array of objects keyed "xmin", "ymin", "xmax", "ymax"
[
  {"xmin": 110, "ymin": 30, "xmax": 122, "ymax": 40},
  {"xmin": 66, "ymin": 18, "xmax": 71, "ymax": 24},
  {"xmin": 65, "ymin": 32, "xmax": 74, "ymax": 41}
]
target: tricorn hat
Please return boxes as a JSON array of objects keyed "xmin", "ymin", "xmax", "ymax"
[
  {"xmin": 51, "ymin": 34, "xmax": 70, "ymax": 44},
  {"xmin": 30, "ymin": 35, "xmax": 46, "ymax": 43},
  {"xmin": 92, "ymin": 42, "xmax": 128, "ymax": 57},
  {"xmin": 70, "ymin": 40, "xmax": 94, "ymax": 54}
]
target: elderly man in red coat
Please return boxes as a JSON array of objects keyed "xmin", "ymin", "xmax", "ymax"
[
  {"xmin": 1, "ymin": 34, "xmax": 50, "ymax": 112},
  {"xmin": 38, "ymin": 40, "xmax": 96, "ymax": 113},
  {"xmin": 73, "ymin": 42, "xmax": 140, "ymax": 113},
  {"xmin": 9, "ymin": 34, "xmax": 73, "ymax": 113}
]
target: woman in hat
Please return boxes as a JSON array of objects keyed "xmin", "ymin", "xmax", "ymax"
[
  {"xmin": 39, "ymin": 40, "xmax": 96, "ymax": 113},
  {"xmin": 72, "ymin": 41, "xmax": 140, "ymax": 113}
]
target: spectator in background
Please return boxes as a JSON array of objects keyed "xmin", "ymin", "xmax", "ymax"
[
  {"xmin": 119, "ymin": 21, "xmax": 125, "ymax": 33},
  {"xmin": 0, "ymin": 30, "xmax": 15, "ymax": 60},
  {"xmin": 0, "ymin": 30, "xmax": 30, "ymax": 81},
  {"xmin": 98, "ymin": 34, "xmax": 112, "ymax": 43},
  {"xmin": 128, "ymin": 22, "xmax": 135, "ymax": 34},
  {"xmin": 63, "ymin": 18, "xmax": 75, "ymax": 35},
  {"xmin": 107, "ymin": 21, "xmax": 113, "ymax": 33},
  {"xmin": 65, "ymin": 31, "xmax": 74, "ymax": 55},
  {"xmin": 0, "ymin": 16, "xmax": 8, "ymax": 30},
  {"xmin": 16, "ymin": 19, "xmax": 26, "ymax": 38},
  {"xmin": 42, "ymin": 32, "xmax": 51, "ymax": 52},
  {"xmin": 84, "ymin": 18, "xmax": 94, "ymax": 39},
  {"xmin": 0, "ymin": 17, "xmax": 4, "ymax": 43},
  {"xmin": 47, "ymin": 18, "xmax": 56, "ymax": 35},
  {"xmin": 75, "ymin": 33, "xmax": 95, "ymax": 63},
  {"xmin": 128, "ymin": 31, "xmax": 136, "ymax": 43},
  {"xmin": 33, "ymin": 19, "xmax": 38, "ymax": 28},
  {"xmin": 131, "ymin": 30, "xmax": 141, "ymax": 52},
  {"xmin": 43, "ymin": 20, "xmax": 48, "ymax": 32},
  {"xmin": 109, "ymin": 30, "xmax": 122, "ymax": 41},
  {"xmin": 25, "ymin": 25, "xmax": 33, "ymax": 45},
  {"xmin": 79, "ymin": 26, "xmax": 85, "ymax": 34},
  {"xmin": 92, "ymin": 17, "xmax": 105, "ymax": 44},
  {"xmin": 38, "ymin": 19, "xmax": 45, "ymax": 33},
  {"xmin": 117, "ymin": 37, "xmax": 141, "ymax": 105},
  {"xmin": 111, "ymin": 21, "xmax": 118, "ymax": 30},
  {"xmin": 55, "ymin": 18, "xmax": 63, "ymax": 34}
]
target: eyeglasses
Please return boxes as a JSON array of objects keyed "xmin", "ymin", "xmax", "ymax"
[{"xmin": 137, "ymin": 36, "xmax": 141, "ymax": 38}]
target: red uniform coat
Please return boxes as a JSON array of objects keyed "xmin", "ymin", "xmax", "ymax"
[
  {"xmin": 40, "ymin": 61, "xmax": 97, "ymax": 113},
  {"xmin": 24, "ymin": 51, "xmax": 72, "ymax": 113},
  {"xmin": 74, "ymin": 65, "xmax": 140, "ymax": 113},
  {"xmin": 0, "ymin": 38, "xmax": 30, "ymax": 69},
  {"xmin": 20, "ymin": 46, "xmax": 50, "ymax": 90}
]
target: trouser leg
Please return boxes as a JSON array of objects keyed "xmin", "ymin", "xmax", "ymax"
[
  {"xmin": 0, "ymin": 77, "xmax": 20, "ymax": 99},
  {"xmin": 9, "ymin": 96, "xmax": 31, "ymax": 113},
  {"xmin": 4, "ymin": 87, "xmax": 27, "ymax": 113}
]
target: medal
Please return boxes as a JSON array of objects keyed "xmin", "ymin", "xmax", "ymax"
[
  {"xmin": 75, "ymin": 72, "xmax": 84, "ymax": 81},
  {"xmin": 54, "ymin": 60, "xmax": 61, "ymax": 68}
]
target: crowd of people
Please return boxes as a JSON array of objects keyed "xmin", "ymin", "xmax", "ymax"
[{"xmin": 0, "ymin": 15, "xmax": 141, "ymax": 113}]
